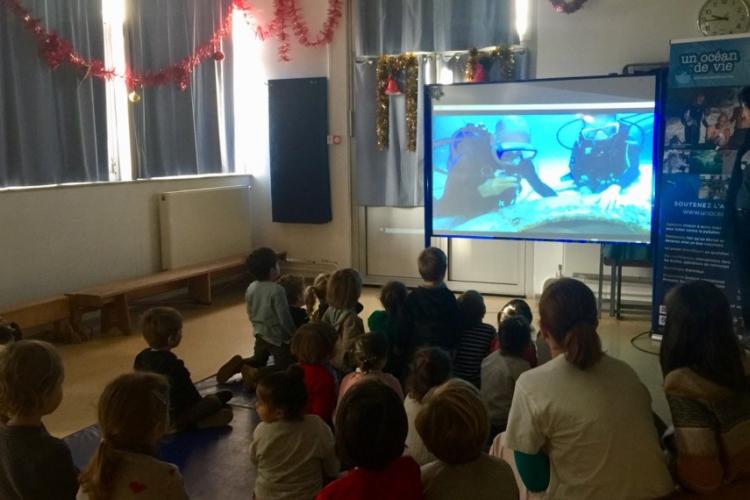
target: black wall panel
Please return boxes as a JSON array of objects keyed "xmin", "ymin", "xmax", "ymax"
[{"xmin": 268, "ymin": 77, "xmax": 332, "ymax": 224}]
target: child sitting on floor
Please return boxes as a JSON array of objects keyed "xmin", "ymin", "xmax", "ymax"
[
  {"xmin": 481, "ymin": 316, "xmax": 533, "ymax": 439},
  {"xmin": 316, "ymin": 380, "xmax": 424, "ymax": 500},
  {"xmin": 251, "ymin": 366, "xmax": 339, "ymax": 500},
  {"xmin": 134, "ymin": 307, "xmax": 233, "ymax": 432},
  {"xmin": 78, "ymin": 372, "xmax": 188, "ymax": 500},
  {"xmin": 305, "ymin": 273, "xmax": 331, "ymax": 321},
  {"xmin": 404, "ymin": 348, "xmax": 452, "ymax": 466},
  {"xmin": 291, "ymin": 322, "xmax": 338, "ymax": 425},
  {"xmin": 217, "ymin": 247, "xmax": 296, "ymax": 388},
  {"xmin": 321, "ymin": 268, "xmax": 365, "ymax": 373},
  {"xmin": 368, "ymin": 281, "xmax": 409, "ymax": 379},
  {"xmin": 398, "ymin": 248, "xmax": 462, "ymax": 368},
  {"xmin": 453, "ymin": 291, "xmax": 496, "ymax": 388},
  {"xmin": 279, "ymin": 274, "xmax": 309, "ymax": 328},
  {"xmin": 417, "ymin": 379, "xmax": 519, "ymax": 500},
  {"xmin": 0, "ymin": 340, "xmax": 78, "ymax": 500},
  {"xmin": 336, "ymin": 333, "xmax": 403, "ymax": 418},
  {"xmin": 492, "ymin": 299, "xmax": 547, "ymax": 366}
]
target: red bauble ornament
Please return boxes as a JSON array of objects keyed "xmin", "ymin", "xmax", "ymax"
[
  {"xmin": 549, "ymin": 0, "xmax": 588, "ymax": 14},
  {"xmin": 385, "ymin": 76, "xmax": 402, "ymax": 96},
  {"xmin": 213, "ymin": 51, "xmax": 225, "ymax": 61},
  {"xmin": 472, "ymin": 63, "xmax": 486, "ymax": 83}
]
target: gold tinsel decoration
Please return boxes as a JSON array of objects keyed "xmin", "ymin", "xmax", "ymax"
[
  {"xmin": 492, "ymin": 45, "xmax": 516, "ymax": 81},
  {"xmin": 376, "ymin": 53, "xmax": 419, "ymax": 152},
  {"xmin": 464, "ymin": 45, "xmax": 516, "ymax": 83}
]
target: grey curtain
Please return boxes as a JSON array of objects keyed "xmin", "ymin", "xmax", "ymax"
[
  {"xmin": 354, "ymin": 57, "xmax": 428, "ymax": 207},
  {"xmin": 354, "ymin": 0, "xmax": 516, "ymax": 56},
  {"xmin": 0, "ymin": 0, "xmax": 108, "ymax": 187},
  {"xmin": 126, "ymin": 0, "xmax": 234, "ymax": 178},
  {"xmin": 354, "ymin": 0, "xmax": 519, "ymax": 207}
]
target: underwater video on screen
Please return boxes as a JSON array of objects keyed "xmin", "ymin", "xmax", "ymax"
[{"xmin": 429, "ymin": 75, "xmax": 658, "ymax": 244}]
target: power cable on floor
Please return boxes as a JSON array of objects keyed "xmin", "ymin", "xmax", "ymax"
[{"xmin": 630, "ymin": 330, "xmax": 660, "ymax": 356}]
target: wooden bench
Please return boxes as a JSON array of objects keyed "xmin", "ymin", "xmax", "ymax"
[
  {"xmin": 66, "ymin": 256, "xmax": 247, "ymax": 338},
  {"xmin": 0, "ymin": 296, "xmax": 82, "ymax": 343}
]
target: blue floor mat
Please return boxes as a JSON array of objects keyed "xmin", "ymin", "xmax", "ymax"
[{"xmin": 64, "ymin": 407, "xmax": 259, "ymax": 500}]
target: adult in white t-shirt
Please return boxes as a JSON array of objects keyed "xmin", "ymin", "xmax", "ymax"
[{"xmin": 504, "ymin": 278, "xmax": 674, "ymax": 500}]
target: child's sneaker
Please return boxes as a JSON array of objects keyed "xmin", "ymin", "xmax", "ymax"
[
  {"xmin": 195, "ymin": 407, "xmax": 234, "ymax": 429},
  {"xmin": 217, "ymin": 355, "xmax": 244, "ymax": 384}
]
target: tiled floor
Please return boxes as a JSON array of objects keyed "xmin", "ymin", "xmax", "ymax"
[{"xmin": 45, "ymin": 284, "xmax": 668, "ymax": 437}]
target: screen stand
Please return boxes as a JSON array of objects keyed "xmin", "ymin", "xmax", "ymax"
[{"xmin": 597, "ymin": 244, "xmax": 605, "ymax": 319}]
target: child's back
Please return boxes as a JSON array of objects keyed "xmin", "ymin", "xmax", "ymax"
[
  {"xmin": 246, "ymin": 280, "xmax": 296, "ymax": 346},
  {"xmin": 416, "ymin": 380, "xmax": 518, "ymax": 500},
  {"xmin": 321, "ymin": 269, "xmax": 365, "ymax": 372},
  {"xmin": 421, "ymin": 454, "xmax": 518, "ymax": 500},
  {"xmin": 398, "ymin": 247, "xmax": 461, "ymax": 359},
  {"xmin": 481, "ymin": 316, "xmax": 533, "ymax": 433},
  {"xmin": 368, "ymin": 281, "xmax": 409, "ymax": 378},
  {"xmin": 134, "ymin": 348, "xmax": 200, "ymax": 418},
  {"xmin": 0, "ymin": 424, "xmax": 78, "ymax": 500},
  {"xmin": 316, "ymin": 455, "xmax": 423, "ymax": 500},
  {"xmin": 317, "ymin": 379, "xmax": 423, "ymax": 500},
  {"xmin": 0, "ymin": 340, "xmax": 78, "ymax": 500},
  {"xmin": 400, "ymin": 284, "xmax": 462, "ymax": 354},
  {"xmin": 453, "ymin": 291, "xmax": 495, "ymax": 388},
  {"xmin": 252, "ymin": 415, "xmax": 338, "ymax": 500},
  {"xmin": 453, "ymin": 322, "xmax": 495, "ymax": 387},
  {"xmin": 78, "ymin": 372, "xmax": 189, "ymax": 500},
  {"xmin": 252, "ymin": 367, "xmax": 339, "ymax": 500},
  {"xmin": 135, "ymin": 308, "xmax": 232, "ymax": 431},
  {"xmin": 480, "ymin": 352, "xmax": 531, "ymax": 431},
  {"xmin": 77, "ymin": 451, "xmax": 186, "ymax": 500},
  {"xmin": 291, "ymin": 323, "xmax": 339, "ymax": 424}
]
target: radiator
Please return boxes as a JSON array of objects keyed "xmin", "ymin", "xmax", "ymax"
[{"xmin": 159, "ymin": 185, "xmax": 252, "ymax": 270}]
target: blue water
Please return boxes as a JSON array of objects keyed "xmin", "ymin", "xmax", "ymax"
[{"xmin": 431, "ymin": 112, "xmax": 656, "ymax": 240}]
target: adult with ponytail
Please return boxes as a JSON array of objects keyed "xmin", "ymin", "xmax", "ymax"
[
  {"xmin": 78, "ymin": 372, "xmax": 188, "ymax": 500},
  {"xmin": 660, "ymin": 281, "xmax": 750, "ymax": 494},
  {"xmin": 503, "ymin": 278, "xmax": 674, "ymax": 499}
]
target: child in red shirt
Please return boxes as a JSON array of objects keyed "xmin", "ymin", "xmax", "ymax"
[
  {"xmin": 316, "ymin": 379, "xmax": 423, "ymax": 500},
  {"xmin": 291, "ymin": 322, "xmax": 338, "ymax": 425}
]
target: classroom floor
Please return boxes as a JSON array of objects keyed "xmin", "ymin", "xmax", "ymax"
[{"xmin": 45, "ymin": 284, "xmax": 668, "ymax": 438}]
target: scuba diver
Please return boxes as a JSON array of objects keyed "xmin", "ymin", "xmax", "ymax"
[
  {"xmin": 435, "ymin": 117, "xmax": 556, "ymax": 219},
  {"xmin": 558, "ymin": 113, "xmax": 648, "ymax": 209}
]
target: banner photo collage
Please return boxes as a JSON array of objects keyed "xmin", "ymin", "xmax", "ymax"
[{"xmin": 653, "ymin": 35, "xmax": 750, "ymax": 336}]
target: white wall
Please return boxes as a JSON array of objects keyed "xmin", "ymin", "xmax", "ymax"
[
  {"xmin": 0, "ymin": 176, "xmax": 251, "ymax": 306},
  {"xmin": 240, "ymin": 0, "xmax": 352, "ymax": 270},
  {"xmin": 531, "ymin": 0, "xmax": 705, "ymax": 285}
]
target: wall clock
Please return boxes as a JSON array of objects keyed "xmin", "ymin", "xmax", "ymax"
[{"xmin": 699, "ymin": 0, "xmax": 750, "ymax": 36}]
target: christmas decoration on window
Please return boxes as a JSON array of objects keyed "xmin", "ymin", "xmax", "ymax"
[
  {"xmin": 549, "ymin": 0, "xmax": 588, "ymax": 14},
  {"xmin": 1, "ymin": 0, "xmax": 343, "ymax": 92},
  {"xmin": 376, "ymin": 54, "xmax": 419, "ymax": 152},
  {"xmin": 464, "ymin": 45, "xmax": 516, "ymax": 83}
]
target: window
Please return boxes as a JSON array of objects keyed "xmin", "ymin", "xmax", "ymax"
[{"xmin": 0, "ymin": 0, "xmax": 241, "ymax": 189}]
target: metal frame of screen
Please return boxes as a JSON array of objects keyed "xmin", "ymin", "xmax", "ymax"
[{"xmin": 424, "ymin": 73, "xmax": 667, "ymax": 248}]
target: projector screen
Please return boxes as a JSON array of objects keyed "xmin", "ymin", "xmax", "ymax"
[{"xmin": 427, "ymin": 75, "xmax": 661, "ymax": 244}]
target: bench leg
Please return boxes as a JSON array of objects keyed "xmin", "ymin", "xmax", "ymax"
[
  {"xmin": 69, "ymin": 307, "xmax": 89, "ymax": 342},
  {"xmin": 188, "ymin": 274, "xmax": 212, "ymax": 305},
  {"xmin": 102, "ymin": 296, "xmax": 132, "ymax": 336},
  {"xmin": 53, "ymin": 319, "xmax": 85, "ymax": 344}
]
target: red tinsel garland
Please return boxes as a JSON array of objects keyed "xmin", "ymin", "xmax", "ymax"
[
  {"xmin": 289, "ymin": 0, "xmax": 343, "ymax": 48},
  {"xmin": 1, "ymin": 0, "xmax": 342, "ymax": 91},
  {"xmin": 549, "ymin": 0, "xmax": 588, "ymax": 14}
]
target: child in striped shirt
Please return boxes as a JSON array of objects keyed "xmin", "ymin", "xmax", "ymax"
[{"xmin": 453, "ymin": 291, "xmax": 495, "ymax": 388}]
